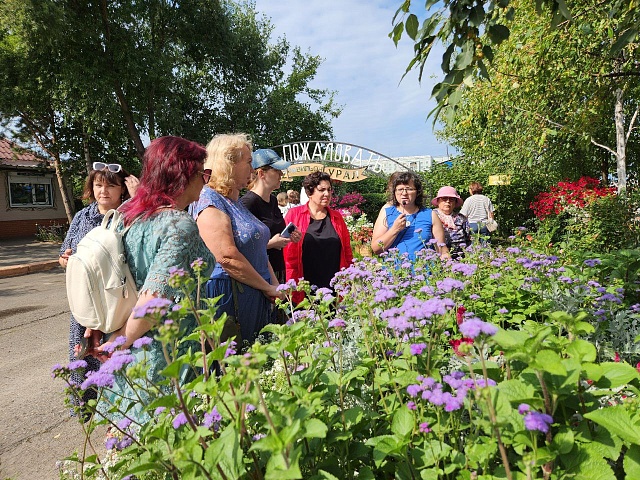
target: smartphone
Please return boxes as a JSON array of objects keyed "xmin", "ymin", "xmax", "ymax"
[{"xmin": 281, "ymin": 222, "xmax": 296, "ymax": 238}]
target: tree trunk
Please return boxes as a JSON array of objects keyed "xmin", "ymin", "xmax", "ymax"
[
  {"xmin": 614, "ymin": 87, "xmax": 626, "ymax": 193},
  {"xmin": 52, "ymin": 151, "xmax": 75, "ymax": 224},
  {"xmin": 83, "ymin": 131, "xmax": 92, "ymax": 175}
]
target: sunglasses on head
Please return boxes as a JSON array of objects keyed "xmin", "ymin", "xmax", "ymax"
[{"xmin": 93, "ymin": 162, "xmax": 122, "ymax": 173}]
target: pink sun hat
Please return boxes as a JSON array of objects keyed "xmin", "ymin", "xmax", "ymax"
[{"xmin": 431, "ymin": 186, "xmax": 463, "ymax": 208}]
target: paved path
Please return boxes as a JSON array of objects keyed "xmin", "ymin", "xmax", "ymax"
[
  {"xmin": 0, "ymin": 239, "xmax": 61, "ymax": 278},
  {"xmin": 0, "ymin": 266, "xmax": 106, "ymax": 479}
]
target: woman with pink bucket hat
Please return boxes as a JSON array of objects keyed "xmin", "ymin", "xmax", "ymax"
[{"xmin": 432, "ymin": 186, "xmax": 471, "ymax": 259}]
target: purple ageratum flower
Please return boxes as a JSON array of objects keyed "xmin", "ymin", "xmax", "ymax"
[
  {"xmin": 584, "ymin": 258, "xmax": 602, "ymax": 267},
  {"xmin": 168, "ymin": 266, "xmax": 187, "ymax": 279},
  {"xmin": 224, "ymin": 340, "xmax": 237, "ymax": 358},
  {"xmin": 172, "ymin": 412, "xmax": 189, "ymax": 429},
  {"xmin": 523, "ymin": 411, "xmax": 554, "ymax": 433},
  {"xmin": 190, "ymin": 257, "xmax": 205, "ymax": 269},
  {"xmin": 328, "ymin": 318, "xmax": 346, "ymax": 329},
  {"xmin": 117, "ymin": 436, "xmax": 133, "ymax": 449},
  {"xmin": 203, "ymin": 407, "xmax": 223, "ymax": 429},
  {"xmin": 375, "ymin": 288, "xmax": 398, "ymax": 302},
  {"xmin": 101, "ymin": 336, "xmax": 127, "ymax": 353},
  {"xmin": 51, "ymin": 363, "xmax": 63, "ymax": 377},
  {"xmin": 597, "ymin": 293, "xmax": 622, "ymax": 304},
  {"xmin": 518, "ymin": 403, "xmax": 531, "ymax": 414},
  {"xmin": 81, "ymin": 371, "xmax": 115, "ymax": 389},
  {"xmin": 133, "ymin": 297, "xmax": 173, "ymax": 319},
  {"xmin": 451, "ymin": 263, "xmax": 478, "ymax": 276},
  {"xmin": 459, "ymin": 319, "xmax": 498, "ymax": 339},
  {"xmin": 407, "ymin": 401, "xmax": 417, "ymax": 410},
  {"xmin": 253, "ymin": 433, "xmax": 266, "ymax": 441},
  {"xmin": 99, "ymin": 350, "xmax": 136, "ymax": 374},
  {"xmin": 497, "ymin": 308, "xmax": 509, "ymax": 314},
  {"xmin": 407, "ymin": 384, "xmax": 423, "ymax": 397},
  {"xmin": 154, "ymin": 407, "xmax": 166, "ymax": 415},
  {"xmin": 410, "ymin": 343, "xmax": 427, "ymax": 355},
  {"xmin": 415, "ymin": 228, "xmax": 423, "ymax": 234},
  {"xmin": 506, "ymin": 247, "xmax": 521, "ymax": 254},
  {"xmin": 118, "ymin": 418, "xmax": 132, "ymax": 430},
  {"xmin": 419, "ymin": 422, "xmax": 431, "ymax": 433},
  {"xmin": 475, "ymin": 378, "xmax": 497, "ymax": 388},
  {"xmin": 436, "ymin": 278, "xmax": 465, "ymax": 293},
  {"xmin": 132, "ymin": 336, "xmax": 153, "ymax": 349},
  {"xmin": 246, "ymin": 404, "xmax": 256, "ymax": 413},
  {"xmin": 68, "ymin": 360, "xmax": 88, "ymax": 371},
  {"xmin": 489, "ymin": 273, "xmax": 502, "ymax": 280},
  {"xmin": 105, "ymin": 437, "xmax": 118, "ymax": 450}
]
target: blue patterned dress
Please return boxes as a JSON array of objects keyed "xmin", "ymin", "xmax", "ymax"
[
  {"xmin": 190, "ymin": 186, "xmax": 274, "ymax": 343},
  {"xmin": 60, "ymin": 202, "xmax": 104, "ymax": 410},
  {"xmin": 96, "ymin": 209, "xmax": 214, "ymax": 424}
]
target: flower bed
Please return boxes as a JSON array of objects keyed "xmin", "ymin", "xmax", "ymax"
[{"xmin": 54, "ymin": 238, "xmax": 640, "ymax": 479}]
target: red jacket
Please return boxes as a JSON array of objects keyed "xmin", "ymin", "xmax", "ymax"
[{"xmin": 284, "ymin": 204, "xmax": 353, "ymax": 302}]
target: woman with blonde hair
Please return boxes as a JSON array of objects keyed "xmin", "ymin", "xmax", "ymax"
[{"xmin": 190, "ymin": 134, "xmax": 283, "ymax": 343}]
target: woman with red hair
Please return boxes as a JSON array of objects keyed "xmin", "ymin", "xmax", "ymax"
[{"xmin": 95, "ymin": 136, "xmax": 215, "ymax": 424}]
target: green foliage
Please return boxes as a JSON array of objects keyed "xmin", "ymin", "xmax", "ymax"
[{"xmin": 54, "ymin": 238, "xmax": 640, "ymax": 479}]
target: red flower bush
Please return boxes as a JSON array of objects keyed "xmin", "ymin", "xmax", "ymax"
[
  {"xmin": 530, "ymin": 177, "xmax": 616, "ymax": 220},
  {"xmin": 331, "ymin": 191, "xmax": 365, "ymax": 217}
]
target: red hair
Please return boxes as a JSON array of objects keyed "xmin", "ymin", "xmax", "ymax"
[{"xmin": 120, "ymin": 136, "xmax": 206, "ymax": 224}]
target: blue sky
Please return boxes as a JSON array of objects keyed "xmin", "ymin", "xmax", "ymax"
[{"xmin": 253, "ymin": 0, "xmax": 452, "ymax": 159}]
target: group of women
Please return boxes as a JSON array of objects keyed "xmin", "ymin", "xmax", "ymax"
[{"xmin": 61, "ymin": 134, "xmax": 493, "ymax": 424}]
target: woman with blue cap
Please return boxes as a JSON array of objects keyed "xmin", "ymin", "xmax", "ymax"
[{"xmin": 241, "ymin": 148, "xmax": 302, "ymax": 285}]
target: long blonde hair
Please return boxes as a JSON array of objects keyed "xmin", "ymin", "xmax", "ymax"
[{"xmin": 205, "ymin": 133, "xmax": 253, "ymax": 197}]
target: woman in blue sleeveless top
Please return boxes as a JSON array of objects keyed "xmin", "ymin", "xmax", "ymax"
[{"xmin": 371, "ymin": 172, "xmax": 450, "ymax": 261}]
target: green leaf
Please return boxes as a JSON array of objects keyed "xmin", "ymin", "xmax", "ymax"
[
  {"xmin": 487, "ymin": 24, "xmax": 510, "ymax": 44},
  {"xmin": 584, "ymin": 406, "xmax": 640, "ymax": 445},
  {"xmin": 391, "ymin": 406, "xmax": 414, "ymax": 439},
  {"xmin": 532, "ymin": 349, "xmax": 567, "ymax": 376},
  {"xmin": 205, "ymin": 424, "xmax": 245, "ymax": 479},
  {"xmin": 303, "ymin": 418, "xmax": 328, "ymax": 439},
  {"xmin": 406, "ymin": 14, "xmax": 419, "ymax": 40},
  {"xmin": 555, "ymin": 0, "xmax": 573, "ymax": 20},
  {"xmin": 453, "ymin": 40, "xmax": 475, "ymax": 70},
  {"xmin": 392, "ymin": 22, "xmax": 404, "ymax": 45},
  {"xmin": 551, "ymin": 427, "xmax": 574, "ymax": 454},
  {"xmin": 566, "ymin": 339, "xmax": 597, "ymax": 362},
  {"xmin": 469, "ymin": 5, "xmax": 485, "ymax": 27},
  {"xmin": 561, "ymin": 443, "xmax": 616, "ymax": 480},
  {"xmin": 611, "ymin": 28, "xmax": 638, "ymax": 55},
  {"xmin": 624, "ymin": 445, "xmax": 640, "ymax": 478},
  {"xmin": 595, "ymin": 362, "xmax": 639, "ymax": 388}
]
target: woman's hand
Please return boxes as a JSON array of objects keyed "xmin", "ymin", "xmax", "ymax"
[
  {"xmin": 390, "ymin": 213, "xmax": 408, "ymax": 234},
  {"xmin": 125, "ymin": 175, "xmax": 140, "ymax": 197},
  {"xmin": 289, "ymin": 228, "xmax": 302, "ymax": 243},
  {"xmin": 262, "ymin": 284, "xmax": 286, "ymax": 301},
  {"xmin": 268, "ymin": 233, "xmax": 292, "ymax": 250},
  {"xmin": 59, "ymin": 248, "xmax": 72, "ymax": 267}
]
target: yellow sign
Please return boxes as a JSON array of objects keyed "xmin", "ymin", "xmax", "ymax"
[
  {"xmin": 282, "ymin": 163, "xmax": 368, "ymax": 182},
  {"xmin": 488, "ymin": 175, "xmax": 511, "ymax": 185}
]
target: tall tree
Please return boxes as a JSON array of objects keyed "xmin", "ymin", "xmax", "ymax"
[
  {"xmin": 431, "ymin": 1, "xmax": 639, "ymax": 191},
  {"xmin": 0, "ymin": 0, "xmax": 339, "ymax": 212}
]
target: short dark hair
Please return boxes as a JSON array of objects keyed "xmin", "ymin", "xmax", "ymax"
[
  {"xmin": 82, "ymin": 167, "xmax": 130, "ymax": 202},
  {"xmin": 389, "ymin": 171, "xmax": 424, "ymax": 208},
  {"xmin": 469, "ymin": 182, "xmax": 483, "ymax": 194},
  {"xmin": 303, "ymin": 171, "xmax": 332, "ymax": 196}
]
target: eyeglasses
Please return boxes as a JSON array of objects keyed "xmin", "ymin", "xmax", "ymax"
[
  {"xmin": 200, "ymin": 169, "xmax": 212, "ymax": 184},
  {"xmin": 93, "ymin": 162, "xmax": 122, "ymax": 173},
  {"xmin": 395, "ymin": 187, "xmax": 417, "ymax": 194}
]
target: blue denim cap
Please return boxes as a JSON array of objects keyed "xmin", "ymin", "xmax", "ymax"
[{"xmin": 251, "ymin": 148, "xmax": 291, "ymax": 171}]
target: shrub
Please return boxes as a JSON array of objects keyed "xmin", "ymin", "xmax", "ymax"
[{"xmin": 55, "ymin": 242, "xmax": 640, "ymax": 479}]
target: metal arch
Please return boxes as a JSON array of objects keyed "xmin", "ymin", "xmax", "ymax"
[{"xmin": 268, "ymin": 140, "xmax": 415, "ymax": 176}]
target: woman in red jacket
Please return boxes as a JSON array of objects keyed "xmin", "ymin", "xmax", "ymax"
[{"xmin": 284, "ymin": 171, "xmax": 353, "ymax": 303}]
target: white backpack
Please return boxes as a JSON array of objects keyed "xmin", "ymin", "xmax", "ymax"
[{"xmin": 66, "ymin": 209, "xmax": 138, "ymax": 333}]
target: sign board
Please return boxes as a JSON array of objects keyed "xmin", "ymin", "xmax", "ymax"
[
  {"xmin": 271, "ymin": 141, "xmax": 412, "ymax": 182},
  {"xmin": 282, "ymin": 163, "xmax": 367, "ymax": 182},
  {"xmin": 488, "ymin": 175, "xmax": 511, "ymax": 186}
]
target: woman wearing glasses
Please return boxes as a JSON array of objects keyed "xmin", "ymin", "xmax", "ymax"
[
  {"xmin": 191, "ymin": 134, "xmax": 284, "ymax": 344},
  {"xmin": 371, "ymin": 171, "xmax": 450, "ymax": 260},
  {"xmin": 283, "ymin": 171, "xmax": 353, "ymax": 304},
  {"xmin": 58, "ymin": 161, "xmax": 138, "ymax": 419},
  {"xmin": 431, "ymin": 186, "xmax": 471, "ymax": 259}
]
